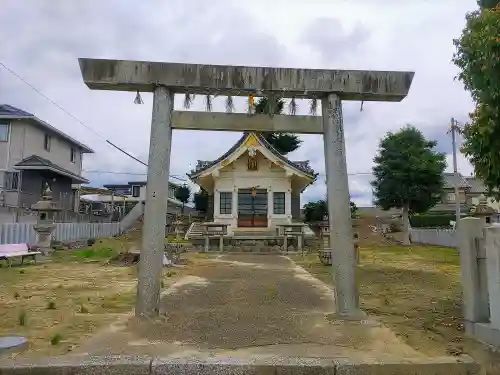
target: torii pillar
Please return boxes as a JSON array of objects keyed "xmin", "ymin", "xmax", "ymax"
[{"xmin": 78, "ymin": 58, "xmax": 414, "ymax": 318}]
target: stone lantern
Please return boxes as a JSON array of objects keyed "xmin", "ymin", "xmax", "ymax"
[
  {"xmin": 31, "ymin": 183, "xmax": 62, "ymax": 255},
  {"xmin": 174, "ymin": 216, "xmax": 184, "ymax": 241}
]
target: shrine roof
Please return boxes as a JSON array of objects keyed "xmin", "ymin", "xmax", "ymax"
[{"xmin": 187, "ymin": 133, "xmax": 316, "ymax": 179}]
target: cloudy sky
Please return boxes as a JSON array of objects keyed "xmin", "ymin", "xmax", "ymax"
[{"xmin": 0, "ymin": 0, "xmax": 478, "ymax": 206}]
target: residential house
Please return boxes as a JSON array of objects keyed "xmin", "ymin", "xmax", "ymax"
[
  {"xmin": 430, "ymin": 172, "xmax": 471, "ymax": 214},
  {"xmin": 100, "ymin": 180, "xmax": 185, "ymax": 215},
  {"xmin": 187, "ymin": 132, "xmax": 316, "ymax": 234},
  {"xmin": 78, "ymin": 186, "xmax": 128, "ymax": 219},
  {"xmin": 431, "ymin": 172, "xmax": 500, "ymax": 215},
  {"xmin": 0, "ymin": 105, "xmax": 93, "ymax": 216}
]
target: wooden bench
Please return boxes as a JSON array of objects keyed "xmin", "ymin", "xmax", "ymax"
[{"xmin": 0, "ymin": 243, "xmax": 41, "ymax": 267}]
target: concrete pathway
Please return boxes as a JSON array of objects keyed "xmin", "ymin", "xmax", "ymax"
[{"xmin": 70, "ymin": 253, "xmax": 474, "ymax": 369}]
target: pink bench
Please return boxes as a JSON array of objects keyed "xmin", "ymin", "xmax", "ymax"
[{"xmin": 0, "ymin": 243, "xmax": 41, "ymax": 267}]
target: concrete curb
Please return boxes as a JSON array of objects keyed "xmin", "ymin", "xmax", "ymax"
[{"xmin": 0, "ymin": 355, "xmax": 481, "ymax": 375}]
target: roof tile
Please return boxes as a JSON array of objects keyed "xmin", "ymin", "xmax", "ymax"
[
  {"xmin": 0, "ymin": 104, "xmax": 33, "ymax": 117},
  {"xmin": 188, "ymin": 133, "xmax": 316, "ymax": 178}
]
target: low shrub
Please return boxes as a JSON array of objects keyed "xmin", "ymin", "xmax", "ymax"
[{"xmin": 410, "ymin": 214, "xmax": 456, "ymax": 228}]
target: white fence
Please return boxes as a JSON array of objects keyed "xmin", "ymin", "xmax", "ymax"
[
  {"xmin": 0, "ymin": 222, "xmax": 121, "ymax": 245},
  {"xmin": 409, "ymin": 228, "xmax": 458, "ymax": 248}
]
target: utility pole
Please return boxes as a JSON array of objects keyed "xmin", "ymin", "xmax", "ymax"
[{"xmin": 450, "ymin": 118, "xmax": 461, "ymax": 229}]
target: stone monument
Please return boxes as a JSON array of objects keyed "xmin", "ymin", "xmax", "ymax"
[{"xmin": 31, "ymin": 183, "xmax": 62, "ymax": 256}]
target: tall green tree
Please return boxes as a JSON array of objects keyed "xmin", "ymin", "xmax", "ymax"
[
  {"xmin": 254, "ymin": 97, "xmax": 302, "ymax": 155},
  {"xmin": 453, "ymin": 3, "xmax": 500, "ymax": 199},
  {"xmin": 478, "ymin": 0, "xmax": 500, "ymax": 8},
  {"xmin": 193, "ymin": 189, "xmax": 209, "ymax": 213},
  {"xmin": 303, "ymin": 199, "xmax": 358, "ymax": 223},
  {"xmin": 371, "ymin": 126, "xmax": 446, "ymax": 245},
  {"xmin": 174, "ymin": 184, "xmax": 191, "ymax": 214}
]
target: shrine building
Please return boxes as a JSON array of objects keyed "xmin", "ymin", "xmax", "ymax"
[{"xmin": 188, "ymin": 132, "xmax": 316, "ymax": 234}]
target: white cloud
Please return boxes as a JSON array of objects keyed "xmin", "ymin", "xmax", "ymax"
[{"xmin": 0, "ymin": 0, "xmax": 478, "ymax": 207}]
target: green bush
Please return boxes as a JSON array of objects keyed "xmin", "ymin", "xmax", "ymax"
[{"xmin": 410, "ymin": 214, "xmax": 456, "ymax": 228}]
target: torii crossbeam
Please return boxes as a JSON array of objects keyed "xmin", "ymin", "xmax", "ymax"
[{"xmin": 78, "ymin": 58, "xmax": 414, "ymax": 319}]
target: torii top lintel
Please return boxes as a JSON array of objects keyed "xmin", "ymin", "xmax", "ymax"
[{"xmin": 78, "ymin": 58, "xmax": 414, "ymax": 102}]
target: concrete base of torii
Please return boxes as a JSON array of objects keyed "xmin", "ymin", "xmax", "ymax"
[{"xmin": 77, "ymin": 58, "xmax": 414, "ymax": 319}]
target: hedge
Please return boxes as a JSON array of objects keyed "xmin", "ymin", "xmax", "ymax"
[{"xmin": 409, "ymin": 214, "xmax": 456, "ymax": 228}]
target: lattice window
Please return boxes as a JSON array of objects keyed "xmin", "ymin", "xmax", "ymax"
[
  {"xmin": 273, "ymin": 192, "xmax": 285, "ymax": 214},
  {"xmin": 219, "ymin": 192, "xmax": 232, "ymax": 214}
]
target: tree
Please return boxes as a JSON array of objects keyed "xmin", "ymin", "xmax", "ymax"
[
  {"xmin": 350, "ymin": 201, "xmax": 359, "ymax": 219},
  {"xmin": 453, "ymin": 3, "xmax": 500, "ymax": 199},
  {"xmin": 254, "ymin": 97, "xmax": 302, "ymax": 155},
  {"xmin": 303, "ymin": 200, "xmax": 328, "ymax": 223},
  {"xmin": 303, "ymin": 199, "xmax": 359, "ymax": 224},
  {"xmin": 371, "ymin": 125, "xmax": 446, "ymax": 245},
  {"xmin": 478, "ymin": 0, "xmax": 500, "ymax": 8},
  {"xmin": 174, "ymin": 184, "xmax": 191, "ymax": 214},
  {"xmin": 193, "ymin": 189, "xmax": 209, "ymax": 213}
]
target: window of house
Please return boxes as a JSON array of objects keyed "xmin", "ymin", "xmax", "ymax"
[
  {"xmin": 273, "ymin": 192, "xmax": 286, "ymax": 214},
  {"xmin": 70, "ymin": 148, "xmax": 76, "ymax": 163},
  {"xmin": 4, "ymin": 171, "xmax": 20, "ymax": 190},
  {"xmin": 447, "ymin": 193, "xmax": 456, "ymax": 202},
  {"xmin": 114, "ymin": 188, "xmax": 131, "ymax": 196},
  {"xmin": 132, "ymin": 185, "xmax": 140, "ymax": 198},
  {"xmin": 0, "ymin": 122, "xmax": 9, "ymax": 142},
  {"xmin": 44, "ymin": 134, "xmax": 51, "ymax": 151},
  {"xmin": 219, "ymin": 192, "xmax": 232, "ymax": 214}
]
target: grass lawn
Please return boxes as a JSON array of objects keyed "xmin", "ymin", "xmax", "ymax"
[
  {"xmin": 0, "ymin": 235, "xmax": 183, "ymax": 358},
  {"xmin": 294, "ymin": 243, "xmax": 499, "ymax": 362}
]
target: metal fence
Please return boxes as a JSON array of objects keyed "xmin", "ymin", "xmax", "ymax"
[
  {"xmin": 409, "ymin": 228, "xmax": 458, "ymax": 248},
  {"xmin": 0, "ymin": 222, "xmax": 121, "ymax": 245}
]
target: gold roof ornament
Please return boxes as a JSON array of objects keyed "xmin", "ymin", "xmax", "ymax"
[{"xmin": 244, "ymin": 133, "xmax": 259, "ymax": 147}]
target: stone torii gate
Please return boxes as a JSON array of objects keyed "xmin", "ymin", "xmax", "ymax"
[{"xmin": 77, "ymin": 58, "xmax": 414, "ymax": 319}]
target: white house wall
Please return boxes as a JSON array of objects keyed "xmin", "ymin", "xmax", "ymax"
[
  {"xmin": 212, "ymin": 153, "xmax": 292, "ymax": 233},
  {"xmin": 8, "ymin": 120, "xmax": 84, "ymax": 175}
]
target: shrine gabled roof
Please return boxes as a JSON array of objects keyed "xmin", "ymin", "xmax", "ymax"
[{"xmin": 187, "ymin": 132, "xmax": 316, "ymax": 179}]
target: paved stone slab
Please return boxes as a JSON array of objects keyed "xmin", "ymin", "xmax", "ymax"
[
  {"xmin": 0, "ymin": 355, "xmax": 151, "ymax": 375},
  {"xmin": 0, "ymin": 355, "xmax": 480, "ymax": 375},
  {"xmin": 334, "ymin": 356, "xmax": 480, "ymax": 375}
]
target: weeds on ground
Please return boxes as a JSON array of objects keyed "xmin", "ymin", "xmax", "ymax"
[
  {"xmin": 18, "ymin": 310, "xmax": 27, "ymax": 326},
  {"xmin": 50, "ymin": 333, "xmax": 62, "ymax": 346}
]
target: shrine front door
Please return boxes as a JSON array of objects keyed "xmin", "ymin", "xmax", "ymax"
[{"xmin": 237, "ymin": 189, "xmax": 268, "ymax": 227}]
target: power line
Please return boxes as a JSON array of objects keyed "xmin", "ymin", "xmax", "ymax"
[
  {"xmin": 83, "ymin": 170, "xmax": 187, "ymax": 181},
  {"xmin": 0, "ymin": 61, "xmax": 153, "ymax": 169},
  {"xmin": 83, "ymin": 169, "xmax": 372, "ymax": 178},
  {"xmin": 1, "ymin": 62, "xmax": 376, "ymax": 182}
]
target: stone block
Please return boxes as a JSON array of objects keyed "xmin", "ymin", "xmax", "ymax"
[
  {"xmin": 152, "ymin": 357, "xmax": 339, "ymax": 375},
  {"xmin": 473, "ymin": 322, "xmax": 500, "ymax": 348},
  {"xmin": 152, "ymin": 358, "xmax": 274, "ymax": 375},
  {"xmin": 0, "ymin": 355, "xmax": 151, "ymax": 375},
  {"xmin": 334, "ymin": 357, "xmax": 480, "ymax": 375},
  {"xmin": 273, "ymin": 358, "xmax": 336, "ymax": 375}
]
